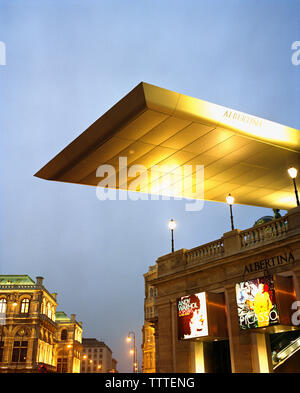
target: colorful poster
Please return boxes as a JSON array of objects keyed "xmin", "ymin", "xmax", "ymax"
[
  {"xmin": 177, "ymin": 292, "xmax": 208, "ymax": 340},
  {"xmin": 236, "ymin": 275, "xmax": 279, "ymax": 330}
]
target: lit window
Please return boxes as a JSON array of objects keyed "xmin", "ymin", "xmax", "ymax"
[
  {"xmin": 20, "ymin": 299, "xmax": 30, "ymax": 314},
  {"xmin": 0, "ymin": 299, "xmax": 7, "ymax": 314},
  {"xmin": 47, "ymin": 302, "xmax": 51, "ymax": 319}
]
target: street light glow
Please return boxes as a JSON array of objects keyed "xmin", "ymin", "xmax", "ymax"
[
  {"xmin": 168, "ymin": 219, "xmax": 176, "ymax": 230},
  {"xmin": 288, "ymin": 167, "xmax": 298, "ymax": 179},
  {"xmin": 226, "ymin": 193, "xmax": 234, "ymax": 205}
]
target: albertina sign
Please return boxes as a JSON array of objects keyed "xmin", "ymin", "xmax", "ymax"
[{"xmin": 243, "ymin": 252, "xmax": 295, "ymax": 275}]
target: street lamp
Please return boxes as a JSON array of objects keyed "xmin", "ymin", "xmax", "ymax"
[
  {"xmin": 127, "ymin": 331, "xmax": 137, "ymax": 373},
  {"xmin": 288, "ymin": 167, "xmax": 299, "ymax": 206},
  {"xmin": 226, "ymin": 194, "xmax": 235, "ymax": 231},
  {"xmin": 168, "ymin": 219, "xmax": 176, "ymax": 253}
]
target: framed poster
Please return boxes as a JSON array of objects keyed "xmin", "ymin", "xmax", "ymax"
[
  {"xmin": 236, "ymin": 275, "xmax": 279, "ymax": 330},
  {"xmin": 177, "ymin": 292, "xmax": 208, "ymax": 340}
]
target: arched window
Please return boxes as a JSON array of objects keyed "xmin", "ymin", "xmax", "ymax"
[
  {"xmin": 0, "ymin": 298, "xmax": 7, "ymax": 314},
  {"xmin": 20, "ymin": 299, "xmax": 30, "ymax": 314},
  {"xmin": 61, "ymin": 329, "xmax": 68, "ymax": 341},
  {"xmin": 47, "ymin": 302, "xmax": 52, "ymax": 319}
]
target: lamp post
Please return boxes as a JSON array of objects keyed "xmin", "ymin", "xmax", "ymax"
[
  {"xmin": 226, "ymin": 194, "xmax": 235, "ymax": 231},
  {"xmin": 288, "ymin": 167, "xmax": 299, "ymax": 206},
  {"xmin": 168, "ymin": 219, "xmax": 176, "ymax": 253},
  {"xmin": 127, "ymin": 331, "xmax": 137, "ymax": 373}
]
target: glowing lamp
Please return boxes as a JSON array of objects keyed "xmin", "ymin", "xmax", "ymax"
[{"xmin": 288, "ymin": 167, "xmax": 298, "ymax": 179}]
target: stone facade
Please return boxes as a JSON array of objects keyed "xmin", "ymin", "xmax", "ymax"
[
  {"xmin": 0, "ymin": 275, "xmax": 82, "ymax": 373},
  {"xmin": 81, "ymin": 338, "xmax": 117, "ymax": 373},
  {"xmin": 144, "ymin": 207, "xmax": 300, "ymax": 373},
  {"xmin": 142, "ymin": 265, "xmax": 157, "ymax": 373}
]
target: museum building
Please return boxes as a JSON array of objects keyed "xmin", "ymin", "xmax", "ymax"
[{"xmin": 143, "ymin": 207, "xmax": 300, "ymax": 373}]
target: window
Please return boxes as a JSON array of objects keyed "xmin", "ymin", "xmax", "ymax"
[
  {"xmin": 0, "ymin": 299, "xmax": 6, "ymax": 314},
  {"xmin": 57, "ymin": 357, "xmax": 68, "ymax": 373},
  {"xmin": 41, "ymin": 299, "xmax": 46, "ymax": 314},
  {"xmin": 12, "ymin": 341, "xmax": 28, "ymax": 363},
  {"xmin": 61, "ymin": 329, "xmax": 68, "ymax": 341},
  {"xmin": 20, "ymin": 299, "xmax": 30, "ymax": 314}
]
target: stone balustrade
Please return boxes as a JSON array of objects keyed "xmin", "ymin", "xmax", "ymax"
[
  {"xmin": 239, "ymin": 216, "xmax": 288, "ymax": 249},
  {"xmin": 185, "ymin": 238, "xmax": 224, "ymax": 264},
  {"xmin": 157, "ymin": 207, "xmax": 300, "ymax": 271}
]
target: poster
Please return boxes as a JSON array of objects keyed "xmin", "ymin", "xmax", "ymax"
[
  {"xmin": 177, "ymin": 292, "xmax": 208, "ymax": 340},
  {"xmin": 236, "ymin": 275, "xmax": 279, "ymax": 330}
]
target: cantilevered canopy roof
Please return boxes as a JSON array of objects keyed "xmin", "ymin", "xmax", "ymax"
[{"xmin": 35, "ymin": 82, "xmax": 300, "ymax": 209}]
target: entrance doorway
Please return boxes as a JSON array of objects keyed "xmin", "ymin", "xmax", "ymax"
[{"xmin": 210, "ymin": 340, "xmax": 231, "ymax": 373}]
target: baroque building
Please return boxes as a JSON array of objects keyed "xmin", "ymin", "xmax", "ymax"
[
  {"xmin": 0, "ymin": 275, "xmax": 82, "ymax": 373},
  {"xmin": 143, "ymin": 207, "xmax": 300, "ymax": 373}
]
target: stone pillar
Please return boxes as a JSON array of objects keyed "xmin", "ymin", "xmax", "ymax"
[
  {"xmin": 250, "ymin": 333, "xmax": 273, "ymax": 373},
  {"xmin": 156, "ymin": 303, "xmax": 173, "ymax": 372},
  {"xmin": 170, "ymin": 301, "xmax": 176, "ymax": 373},
  {"xmin": 190, "ymin": 341, "xmax": 205, "ymax": 373},
  {"xmin": 223, "ymin": 230, "xmax": 241, "ymax": 256},
  {"xmin": 286, "ymin": 206, "xmax": 300, "ymax": 233},
  {"xmin": 292, "ymin": 268, "xmax": 300, "ymax": 299}
]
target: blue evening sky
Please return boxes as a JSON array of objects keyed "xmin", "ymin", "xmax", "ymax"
[{"xmin": 0, "ymin": 0, "xmax": 299, "ymax": 372}]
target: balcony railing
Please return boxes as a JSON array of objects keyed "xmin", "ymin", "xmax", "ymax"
[
  {"xmin": 159, "ymin": 210, "xmax": 299, "ymax": 269},
  {"xmin": 239, "ymin": 216, "xmax": 288, "ymax": 249},
  {"xmin": 185, "ymin": 238, "xmax": 224, "ymax": 264}
]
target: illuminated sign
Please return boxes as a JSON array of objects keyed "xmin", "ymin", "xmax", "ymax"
[
  {"xmin": 236, "ymin": 275, "xmax": 279, "ymax": 330},
  {"xmin": 177, "ymin": 292, "xmax": 208, "ymax": 340}
]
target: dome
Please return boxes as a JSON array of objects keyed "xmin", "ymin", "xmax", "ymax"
[{"xmin": 253, "ymin": 216, "xmax": 273, "ymax": 226}]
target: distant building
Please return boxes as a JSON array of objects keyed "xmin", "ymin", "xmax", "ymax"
[
  {"xmin": 142, "ymin": 265, "xmax": 157, "ymax": 373},
  {"xmin": 0, "ymin": 275, "xmax": 82, "ymax": 373},
  {"xmin": 142, "ymin": 208, "xmax": 300, "ymax": 373},
  {"xmin": 81, "ymin": 338, "xmax": 117, "ymax": 373}
]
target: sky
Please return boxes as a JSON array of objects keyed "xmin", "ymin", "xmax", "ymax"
[{"xmin": 0, "ymin": 0, "xmax": 299, "ymax": 372}]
